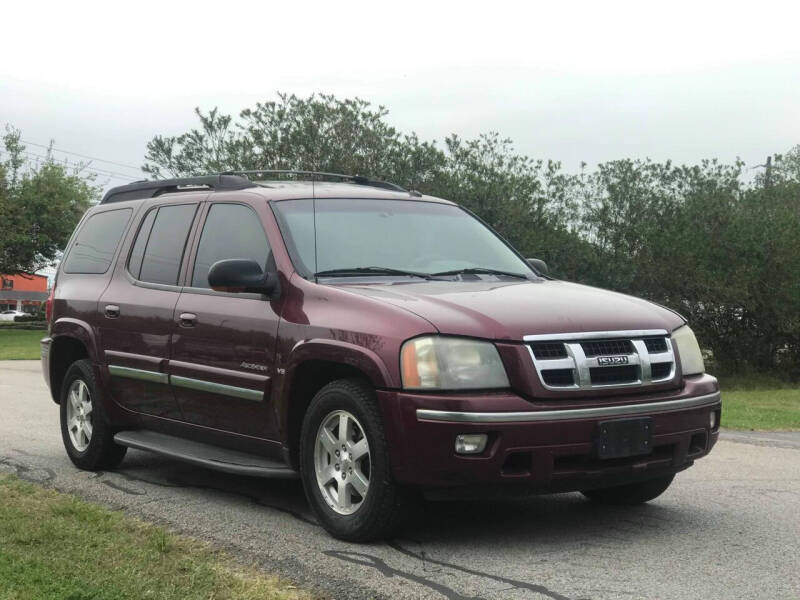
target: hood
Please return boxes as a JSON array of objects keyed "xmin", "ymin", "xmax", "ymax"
[{"xmin": 336, "ymin": 279, "xmax": 685, "ymax": 341}]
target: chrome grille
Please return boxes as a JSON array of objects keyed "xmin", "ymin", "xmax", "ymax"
[{"xmin": 525, "ymin": 329, "xmax": 676, "ymax": 391}]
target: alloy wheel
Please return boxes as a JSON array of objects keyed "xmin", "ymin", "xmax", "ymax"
[
  {"xmin": 314, "ymin": 410, "xmax": 371, "ymax": 515},
  {"xmin": 66, "ymin": 379, "xmax": 93, "ymax": 452}
]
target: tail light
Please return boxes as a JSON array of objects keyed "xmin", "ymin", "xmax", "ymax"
[{"xmin": 45, "ymin": 285, "xmax": 55, "ymax": 323}]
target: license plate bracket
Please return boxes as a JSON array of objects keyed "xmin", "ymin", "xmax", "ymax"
[{"xmin": 595, "ymin": 417, "xmax": 653, "ymax": 459}]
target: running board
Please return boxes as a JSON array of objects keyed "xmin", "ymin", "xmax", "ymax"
[{"xmin": 113, "ymin": 430, "xmax": 298, "ymax": 479}]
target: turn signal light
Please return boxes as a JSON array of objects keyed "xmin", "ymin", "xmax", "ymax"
[{"xmin": 45, "ymin": 286, "xmax": 55, "ymax": 323}]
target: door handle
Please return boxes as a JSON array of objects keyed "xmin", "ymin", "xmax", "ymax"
[
  {"xmin": 179, "ymin": 312, "xmax": 197, "ymax": 327},
  {"xmin": 104, "ymin": 305, "xmax": 120, "ymax": 319}
]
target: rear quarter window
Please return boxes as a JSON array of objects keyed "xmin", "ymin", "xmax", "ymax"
[{"xmin": 62, "ymin": 208, "xmax": 132, "ymax": 274}]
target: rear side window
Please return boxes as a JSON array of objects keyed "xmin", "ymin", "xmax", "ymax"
[
  {"xmin": 191, "ymin": 203, "xmax": 271, "ymax": 288},
  {"xmin": 127, "ymin": 208, "xmax": 157, "ymax": 278},
  {"xmin": 63, "ymin": 209, "xmax": 132, "ymax": 274},
  {"xmin": 128, "ymin": 204, "xmax": 197, "ymax": 285}
]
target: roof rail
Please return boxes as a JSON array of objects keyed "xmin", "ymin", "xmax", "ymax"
[
  {"xmin": 100, "ymin": 174, "xmax": 256, "ymax": 204},
  {"xmin": 220, "ymin": 170, "xmax": 408, "ymax": 193}
]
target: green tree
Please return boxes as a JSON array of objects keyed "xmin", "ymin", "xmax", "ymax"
[
  {"xmin": 142, "ymin": 94, "xmax": 447, "ymax": 190},
  {"xmin": 0, "ymin": 128, "xmax": 98, "ymax": 274},
  {"xmin": 769, "ymin": 145, "xmax": 800, "ymax": 184},
  {"xmin": 142, "ymin": 94, "xmax": 581, "ymax": 269},
  {"xmin": 142, "ymin": 92, "xmax": 800, "ymax": 376}
]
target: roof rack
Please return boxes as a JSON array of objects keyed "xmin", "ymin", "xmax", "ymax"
[
  {"xmin": 220, "ymin": 170, "xmax": 410, "ymax": 193},
  {"xmin": 100, "ymin": 174, "xmax": 256, "ymax": 204}
]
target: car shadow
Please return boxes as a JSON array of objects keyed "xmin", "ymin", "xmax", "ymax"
[
  {"xmin": 403, "ymin": 492, "xmax": 687, "ymax": 545},
  {"xmin": 108, "ymin": 449, "xmax": 698, "ymax": 549}
]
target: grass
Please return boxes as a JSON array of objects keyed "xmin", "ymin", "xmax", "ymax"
[
  {"xmin": 720, "ymin": 387, "xmax": 800, "ymax": 431},
  {"xmin": 0, "ymin": 474, "xmax": 310, "ymax": 600},
  {"xmin": 0, "ymin": 329, "xmax": 43, "ymax": 360},
  {"xmin": 717, "ymin": 372, "xmax": 799, "ymax": 391},
  {"xmin": 717, "ymin": 373, "xmax": 800, "ymax": 431},
  {"xmin": 0, "ymin": 320, "xmax": 47, "ymax": 329}
]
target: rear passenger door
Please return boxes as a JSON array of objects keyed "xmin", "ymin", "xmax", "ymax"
[
  {"xmin": 169, "ymin": 199, "xmax": 281, "ymax": 439},
  {"xmin": 99, "ymin": 199, "xmax": 202, "ymax": 419}
]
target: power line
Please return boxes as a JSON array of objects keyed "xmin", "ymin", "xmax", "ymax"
[
  {"xmin": 22, "ymin": 151, "xmax": 140, "ymax": 181},
  {"xmin": 21, "ymin": 140, "xmax": 143, "ymax": 172},
  {"xmin": 4, "ymin": 150, "xmax": 137, "ymax": 184},
  {"xmin": 14, "ymin": 151, "xmax": 140, "ymax": 182}
]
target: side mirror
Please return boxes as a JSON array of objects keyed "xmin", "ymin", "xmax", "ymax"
[
  {"xmin": 526, "ymin": 258, "xmax": 549, "ymax": 276},
  {"xmin": 208, "ymin": 259, "xmax": 278, "ymax": 296}
]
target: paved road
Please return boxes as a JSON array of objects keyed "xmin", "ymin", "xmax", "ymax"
[{"xmin": 2, "ymin": 360, "xmax": 799, "ymax": 600}]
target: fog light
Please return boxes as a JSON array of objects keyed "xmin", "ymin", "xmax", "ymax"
[
  {"xmin": 710, "ymin": 411, "xmax": 717, "ymax": 430},
  {"xmin": 455, "ymin": 434, "xmax": 488, "ymax": 454}
]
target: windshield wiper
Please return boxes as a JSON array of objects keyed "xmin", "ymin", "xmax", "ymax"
[
  {"xmin": 430, "ymin": 267, "xmax": 529, "ymax": 280},
  {"xmin": 314, "ymin": 266, "xmax": 437, "ymax": 280}
]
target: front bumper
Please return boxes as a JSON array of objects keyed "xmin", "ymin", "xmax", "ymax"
[{"xmin": 378, "ymin": 374, "xmax": 721, "ymax": 490}]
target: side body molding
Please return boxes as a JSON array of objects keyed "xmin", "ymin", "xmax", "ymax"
[{"xmin": 106, "ymin": 366, "xmax": 265, "ymax": 402}]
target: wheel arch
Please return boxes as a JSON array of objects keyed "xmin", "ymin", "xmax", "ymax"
[
  {"xmin": 280, "ymin": 340, "xmax": 392, "ymax": 470},
  {"xmin": 48, "ymin": 319, "xmax": 98, "ymax": 404}
]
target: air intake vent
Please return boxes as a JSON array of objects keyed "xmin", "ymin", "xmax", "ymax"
[
  {"xmin": 541, "ymin": 369, "xmax": 575, "ymax": 386},
  {"xmin": 581, "ymin": 339, "xmax": 632, "ymax": 357},
  {"xmin": 644, "ymin": 337, "xmax": 668, "ymax": 353},
  {"xmin": 590, "ymin": 365, "xmax": 638, "ymax": 385},
  {"xmin": 530, "ymin": 342, "xmax": 567, "ymax": 359},
  {"xmin": 651, "ymin": 362, "xmax": 673, "ymax": 379}
]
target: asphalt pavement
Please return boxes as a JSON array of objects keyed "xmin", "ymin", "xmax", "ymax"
[{"xmin": 1, "ymin": 360, "xmax": 798, "ymax": 600}]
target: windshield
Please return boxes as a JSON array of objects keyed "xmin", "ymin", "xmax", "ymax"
[{"xmin": 272, "ymin": 199, "xmax": 533, "ymax": 279}]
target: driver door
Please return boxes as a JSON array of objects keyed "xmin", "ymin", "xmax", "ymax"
[{"xmin": 169, "ymin": 199, "xmax": 281, "ymax": 439}]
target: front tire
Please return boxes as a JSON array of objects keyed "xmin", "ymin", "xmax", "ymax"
[
  {"xmin": 300, "ymin": 379, "xmax": 405, "ymax": 541},
  {"xmin": 581, "ymin": 474, "xmax": 675, "ymax": 505},
  {"xmin": 60, "ymin": 359, "xmax": 127, "ymax": 470}
]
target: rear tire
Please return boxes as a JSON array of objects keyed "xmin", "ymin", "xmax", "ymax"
[
  {"xmin": 300, "ymin": 378, "xmax": 406, "ymax": 542},
  {"xmin": 60, "ymin": 359, "xmax": 127, "ymax": 470},
  {"xmin": 581, "ymin": 474, "xmax": 675, "ymax": 505}
]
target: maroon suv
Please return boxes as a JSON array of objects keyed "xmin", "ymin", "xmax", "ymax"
[{"xmin": 41, "ymin": 171, "xmax": 721, "ymax": 541}]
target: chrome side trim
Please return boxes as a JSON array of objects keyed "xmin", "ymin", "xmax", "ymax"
[
  {"xmin": 108, "ymin": 365, "xmax": 168, "ymax": 385},
  {"xmin": 416, "ymin": 391, "xmax": 721, "ymax": 423},
  {"xmin": 524, "ymin": 329, "xmax": 668, "ymax": 342},
  {"xmin": 170, "ymin": 375, "xmax": 263, "ymax": 402}
]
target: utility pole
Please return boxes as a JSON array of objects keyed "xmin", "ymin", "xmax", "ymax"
[{"xmin": 764, "ymin": 155, "xmax": 772, "ymax": 189}]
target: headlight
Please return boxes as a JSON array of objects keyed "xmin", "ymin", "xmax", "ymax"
[
  {"xmin": 400, "ymin": 336, "xmax": 510, "ymax": 390},
  {"xmin": 672, "ymin": 325, "xmax": 705, "ymax": 376}
]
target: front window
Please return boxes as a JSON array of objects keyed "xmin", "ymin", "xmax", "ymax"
[
  {"xmin": 191, "ymin": 203, "xmax": 272, "ymax": 288},
  {"xmin": 272, "ymin": 199, "xmax": 533, "ymax": 280}
]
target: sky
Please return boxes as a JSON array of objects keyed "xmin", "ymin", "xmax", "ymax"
[{"xmin": 2, "ymin": 0, "xmax": 800, "ymax": 192}]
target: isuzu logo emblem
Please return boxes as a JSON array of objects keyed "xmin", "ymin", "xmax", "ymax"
[{"xmin": 597, "ymin": 355, "xmax": 628, "ymax": 366}]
